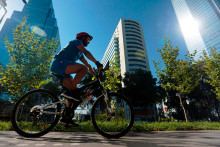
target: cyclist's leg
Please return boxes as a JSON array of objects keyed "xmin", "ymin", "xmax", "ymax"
[{"xmin": 62, "ymin": 63, "xmax": 88, "ymax": 90}]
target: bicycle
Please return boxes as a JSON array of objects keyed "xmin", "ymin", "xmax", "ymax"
[{"xmin": 11, "ymin": 69, "xmax": 134, "ymax": 138}]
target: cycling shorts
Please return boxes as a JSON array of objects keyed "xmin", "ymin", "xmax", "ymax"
[{"xmin": 50, "ymin": 59, "xmax": 75, "ymax": 81}]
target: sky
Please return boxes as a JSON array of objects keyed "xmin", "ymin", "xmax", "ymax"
[{"xmin": 0, "ymin": 0, "xmax": 188, "ymax": 78}]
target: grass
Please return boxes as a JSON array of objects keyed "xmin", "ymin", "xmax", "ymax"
[
  {"xmin": 1, "ymin": 120, "xmax": 220, "ymax": 132},
  {"xmin": 131, "ymin": 121, "xmax": 220, "ymax": 132}
]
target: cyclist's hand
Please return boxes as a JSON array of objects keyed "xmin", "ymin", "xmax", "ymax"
[{"xmin": 95, "ymin": 61, "xmax": 103, "ymax": 70}]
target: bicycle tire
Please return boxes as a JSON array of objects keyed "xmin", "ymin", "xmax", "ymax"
[
  {"xmin": 11, "ymin": 89, "xmax": 61, "ymax": 138},
  {"xmin": 91, "ymin": 92, "xmax": 134, "ymax": 138}
]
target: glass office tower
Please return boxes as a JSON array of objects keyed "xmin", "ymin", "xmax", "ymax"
[
  {"xmin": 171, "ymin": 0, "xmax": 220, "ymax": 60},
  {"xmin": 0, "ymin": 0, "xmax": 60, "ymax": 65},
  {"xmin": 101, "ymin": 18, "xmax": 150, "ymax": 77}
]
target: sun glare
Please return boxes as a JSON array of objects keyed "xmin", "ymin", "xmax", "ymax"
[
  {"xmin": 31, "ymin": 26, "xmax": 47, "ymax": 37},
  {"xmin": 180, "ymin": 16, "xmax": 199, "ymax": 38}
]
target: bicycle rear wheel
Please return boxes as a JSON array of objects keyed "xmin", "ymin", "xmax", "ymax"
[
  {"xmin": 11, "ymin": 89, "xmax": 61, "ymax": 137},
  {"xmin": 91, "ymin": 92, "xmax": 134, "ymax": 138}
]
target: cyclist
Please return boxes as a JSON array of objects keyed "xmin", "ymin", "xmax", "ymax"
[{"xmin": 50, "ymin": 32, "xmax": 103, "ymax": 126}]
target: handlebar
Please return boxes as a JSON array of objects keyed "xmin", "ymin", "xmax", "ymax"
[{"xmin": 95, "ymin": 61, "xmax": 109, "ymax": 81}]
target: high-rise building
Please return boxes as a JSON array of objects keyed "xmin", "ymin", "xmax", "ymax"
[
  {"xmin": 101, "ymin": 19, "xmax": 156, "ymax": 122},
  {"xmin": 0, "ymin": 0, "xmax": 60, "ymax": 65},
  {"xmin": 101, "ymin": 18, "xmax": 150, "ymax": 77},
  {"xmin": 171, "ymin": 0, "xmax": 220, "ymax": 60}
]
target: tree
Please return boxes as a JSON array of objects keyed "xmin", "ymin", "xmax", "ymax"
[
  {"xmin": 164, "ymin": 90, "xmax": 186, "ymax": 121},
  {"xmin": 0, "ymin": 18, "xmax": 59, "ymax": 102},
  {"xmin": 188, "ymin": 79, "xmax": 219, "ymax": 121},
  {"xmin": 203, "ymin": 48, "xmax": 220, "ymax": 99},
  {"xmin": 153, "ymin": 36, "xmax": 202, "ymax": 122},
  {"xmin": 122, "ymin": 69, "xmax": 164, "ymax": 107},
  {"xmin": 42, "ymin": 76, "xmax": 62, "ymax": 97},
  {"xmin": 162, "ymin": 58, "xmax": 218, "ymax": 121},
  {"xmin": 104, "ymin": 54, "xmax": 121, "ymax": 92},
  {"xmin": 186, "ymin": 60, "xmax": 219, "ymax": 121}
]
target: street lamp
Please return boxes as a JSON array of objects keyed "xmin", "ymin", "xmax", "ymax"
[
  {"xmin": 0, "ymin": 0, "xmax": 28, "ymax": 24},
  {"xmin": 22, "ymin": 0, "xmax": 27, "ymax": 4},
  {"xmin": 0, "ymin": 0, "xmax": 7, "ymax": 24}
]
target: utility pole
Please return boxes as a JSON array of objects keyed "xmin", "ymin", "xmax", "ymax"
[
  {"xmin": 0, "ymin": 0, "xmax": 7, "ymax": 24},
  {"xmin": 0, "ymin": 0, "xmax": 28, "ymax": 24}
]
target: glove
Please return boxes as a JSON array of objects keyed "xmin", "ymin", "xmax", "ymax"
[{"xmin": 95, "ymin": 61, "xmax": 103, "ymax": 68}]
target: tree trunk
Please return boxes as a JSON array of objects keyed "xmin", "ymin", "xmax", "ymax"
[{"xmin": 177, "ymin": 94, "xmax": 188, "ymax": 122}]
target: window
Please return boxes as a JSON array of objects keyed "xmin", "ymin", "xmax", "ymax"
[
  {"xmin": 125, "ymin": 23, "xmax": 140, "ymax": 29},
  {"xmin": 129, "ymin": 69, "xmax": 137, "ymax": 72},
  {"xmin": 126, "ymin": 34, "xmax": 142, "ymax": 39},
  {"xmin": 128, "ymin": 50, "xmax": 145, "ymax": 54},
  {"xmin": 129, "ymin": 69, "xmax": 146, "ymax": 72},
  {"xmin": 125, "ymin": 27, "xmax": 140, "ymax": 32},
  {"xmin": 127, "ymin": 42, "xmax": 143, "ymax": 47},
  {"xmin": 125, "ymin": 30, "xmax": 141, "ymax": 35},
  {"xmin": 129, "ymin": 64, "xmax": 147, "ymax": 68},
  {"xmin": 128, "ymin": 54, "xmax": 145, "ymax": 59},
  {"xmin": 128, "ymin": 59, "xmax": 146, "ymax": 64},
  {"xmin": 124, "ymin": 20, "xmax": 140, "ymax": 26},
  {"xmin": 126, "ymin": 38, "xmax": 142, "ymax": 43},
  {"xmin": 127, "ymin": 46, "xmax": 144, "ymax": 50}
]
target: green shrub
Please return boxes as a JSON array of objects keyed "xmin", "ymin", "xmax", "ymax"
[{"xmin": 0, "ymin": 121, "xmax": 12, "ymax": 131}]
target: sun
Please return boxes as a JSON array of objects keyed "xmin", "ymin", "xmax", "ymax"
[{"xmin": 179, "ymin": 16, "xmax": 199, "ymax": 38}]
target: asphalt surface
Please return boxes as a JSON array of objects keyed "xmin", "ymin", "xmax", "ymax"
[{"xmin": 0, "ymin": 130, "xmax": 220, "ymax": 147}]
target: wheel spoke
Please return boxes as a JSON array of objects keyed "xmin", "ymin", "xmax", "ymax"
[
  {"xmin": 100, "ymin": 116, "xmax": 110, "ymax": 127},
  {"xmin": 11, "ymin": 89, "xmax": 61, "ymax": 137},
  {"xmin": 91, "ymin": 93, "xmax": 134, "ymax": 138}
]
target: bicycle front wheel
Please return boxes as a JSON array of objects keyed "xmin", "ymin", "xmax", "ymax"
[
  {"xmin": 11, "ymin": 89, "xmax": 61, "ymax": 137},
  {"xmin": 91, "ymin": 92, "xmax": 134, "ymax": 138}
]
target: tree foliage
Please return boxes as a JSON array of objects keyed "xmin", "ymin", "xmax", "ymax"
[
  {"xmin": 104, "ymin": 54, "xmax": 121, "ymax": 92},
  {"xmin": 164, "ymin": 60, "xmax": 219, "ymax": 121},
  {"xmin": 153, "ymin": 36, "xmax": 202, "ymax": 122},
  {"xmin": 122, "ymin": 69, "xmax": 164, "ymax": 107},
  {"xmin": 0, "ymin": 18, "xmax": 59, "ymax": 101},
  {"xmin": 188, "ymin": 78, "xmax": 219, "ymax": 121},
  {"xmin": 203, "ymin": 48, "xmax": 220, "ymax": 99}
]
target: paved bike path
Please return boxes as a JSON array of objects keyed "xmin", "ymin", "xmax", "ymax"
[{"xmin": 0, "ymin": 131, "xmax": 220, "ymax": 147}]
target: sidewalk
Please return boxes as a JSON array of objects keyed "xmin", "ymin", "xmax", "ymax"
[{"xmin": 0, "ymin": 130, "xmax": 220, "ymax": 147}]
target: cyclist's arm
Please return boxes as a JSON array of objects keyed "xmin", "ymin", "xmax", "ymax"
[
  {"xmin": 80, "ymin": 57, "xmax": 96, "ymax": 76},
  {"xmin": 77, "ymin": 45, "xmax": 97, "ymax": 64}
]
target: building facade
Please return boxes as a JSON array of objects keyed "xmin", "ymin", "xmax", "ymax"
[
  {"xmin": 101, "ymin": 18, "xmax": 150, "ymax": 77},
  {"xmin": 171, "ymin": 0, "xmax": 220, "ymax": 60},
  {"xmin": 0, "ymin": 0, "xmax": 60, "ymax": 65},
  {"xmin": 101, "ymin": 19, "xmax": 156, "ymax": 122}
]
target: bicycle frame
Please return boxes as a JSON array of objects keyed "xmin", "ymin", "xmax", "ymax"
[
  {"xmin": 31, "ymin": 99, "xmax": 67, "ymax": 115},
  {"xmin": 33, "ymin": 75, "xmax": 111, "ymax": 115},
  {"xmin": 12, "ymin": 68, "xmax": 134, "ymax": 139}
]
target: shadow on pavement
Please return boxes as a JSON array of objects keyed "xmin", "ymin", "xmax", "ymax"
[{"xmin": 1, "ymin": 131, "xmax": 220, "ymax": 147}]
